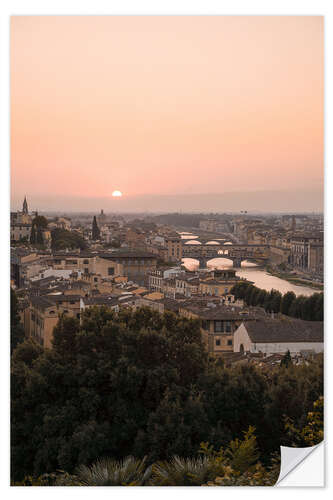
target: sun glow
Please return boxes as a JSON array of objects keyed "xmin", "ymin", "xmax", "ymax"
[{"xmin": 112, "ymin": 190, "xmax": 122, "ymax": 197}]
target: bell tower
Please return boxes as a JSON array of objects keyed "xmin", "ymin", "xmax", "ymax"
[{"xmin": 22, "ymin": 196, "xmax": 28, "ymax": 215}]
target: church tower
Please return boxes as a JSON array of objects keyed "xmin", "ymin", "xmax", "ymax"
[{"xmin": 22, "ymin": 196, "xmax": 28, "ymax": 215}]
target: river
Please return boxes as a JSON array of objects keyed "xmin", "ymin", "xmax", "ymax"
[{"xmin": 179, "ymin": 233, "xmax": 316, "ymax": 297}]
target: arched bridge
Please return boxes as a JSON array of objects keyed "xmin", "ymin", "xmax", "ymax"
[{"xmin": 182, "ymin": 243, "xmax": 269, "ymax": 268}]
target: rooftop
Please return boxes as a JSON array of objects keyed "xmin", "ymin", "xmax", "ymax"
[
  {"xmin": 243, "ymin": 318, "xmax": 323, "ymax": 343},
  {"xmin": 99, "ymin": 250, "xmax": 157, "ymax": 260},
  {"xmin": 180, "ymin": 301, "xmax": 253, "ymax": 320},
  {"xmin": 82, "ymin": 295, "xmax": 119, "ymax": 306}
]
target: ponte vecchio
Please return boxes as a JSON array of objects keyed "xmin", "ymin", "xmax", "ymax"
[{"xmin": 182, "ymin": 239, "xmax": 269, "ymax": 268}]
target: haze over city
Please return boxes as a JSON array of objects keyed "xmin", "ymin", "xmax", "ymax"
[
  {"xmin": 10, "ymin": 15, "xmax": 324, "ymax": 486},
  {"xmin": 11, "ymin": 16, "xmax": 323, "ymax": 212}
]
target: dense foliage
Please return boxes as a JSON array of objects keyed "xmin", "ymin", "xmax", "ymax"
[
  {"xmin": 230, "ymin": 282, "xmax": 323, "ymax": 321},
  {"xmin": 11, "ymin": 307, "xmax": 323, "ymax": 483},
  {"xmin": 51, "ymin": 228, "xmax": 87, "ymax": 250},
  {"xmin": 10, "ymin": 288, "xmax": 25, "ymax": 353},
  {"xmin": 13, "ymin": 427, "xmax": 281, "ymax": 486},
  {"xmin": 30, "ymin": 215, "xmax": 49, "ymax": 246}
]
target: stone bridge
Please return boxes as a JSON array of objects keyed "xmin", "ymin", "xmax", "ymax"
[{"xmin": 182, "ymin": 243, "xmax": 269, "ymax": 268}]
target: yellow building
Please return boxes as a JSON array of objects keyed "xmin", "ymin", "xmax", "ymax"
[
  {"xmin": 179, "ymin": 299, "xmax": 256, "ymax": 356},
  {"xmin": 27, "ymin": 294, "xmax": 81, "ymax": 348},
  {"xmin": 99, "ymin": 251, "xmax": 157, "ymax": 285},
  {"xmin": 10, "ymin": 223, "xmax": 32, "ymax": 242},
  {"xmin": 164, "ymin": 236, "xmax": 182, "ymax": 263},
  {"xmin": 51, "ymin": 253, "xmax": 123, "ymax": 278},
  {"xmin": 199, "ymin": 269, "xmax": 244, "ymax": 296}
]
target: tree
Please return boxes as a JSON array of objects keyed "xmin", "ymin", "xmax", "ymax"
[
  {"xmin": 11, "ymin": 306, "xmax": 323, "ymax": 483},
  {"xmin": 314, "ymin": 293, "xmax": 324, "ymax": 321},
  {"xmin": 230, "ymin": 282, "xmax": 251, "ymax": 300},
  {"xmin": 285, "ymin": 396, "xmax": 323, "ymax": 447},
  {"xmin": 289, "ymin": 295, "xmax": 307, "ymax": 319},
  {"xmin": 302, "ymin": 293, "xmax": 322, "ymax": 321},
  {"xmin": 32, "ymin": 215, "xmax": 48, "ymax": 229},
  {"xmin": 52, "ymin": 315, "xmax": 80, "ymax": 358},
  {"xmin": 30, "ymin": 225, "xmax": 36, "ymax": 244},
  {"xmin": 36, "ymin": 227, "xmax": 44, "ymax": 245},
  {"xmin": 92, "ymin": 216, "xmax": 100, "ymax": 240},
  {"xmin": 245, "ymin": 285, "xmax": 255, "ymax": 305},
  {"xmin": 256, "ymin": 289, "xmax": 268, "ymax": 307},
  {"xmin": 11, "ymin": 338, "xmax": 43, "ymax": 367},
  {"xmin": 10, "ymin": 288, "xmax": 25, "ymax": 353},
  {"xmin": 51, "ymin": 228, "xmax": 87, "ymax": 250},
  {"xmin": 280, "ymin": 350, "xmax": 292, "ymax": 368},
  {"xmin": 280, "ymin": 291, "xmax": 296, "ymax": 316},
  {"xmin": 225, "ymin": 426, "xmax": 260, "ymax": 474},
  {"xmin": 249, "ymin": 287, "xmax": 261, "ymax": 306},
  {"xmin": 270, "ymin": 290, "xmax": 282, "ymax": 313}
]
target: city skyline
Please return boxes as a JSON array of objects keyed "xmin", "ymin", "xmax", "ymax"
[
  {"xmin": 11, "ymin": 16, "xmax": 323, "ymax": 211},
  {"xmin": 12, "ymin": 189, "xmax": 324, "ymax": 214}
]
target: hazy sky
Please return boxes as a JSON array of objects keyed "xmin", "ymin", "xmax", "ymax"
[{"xmin": 11, "ymin": 16, "xmax": 323, "ymax": 212}]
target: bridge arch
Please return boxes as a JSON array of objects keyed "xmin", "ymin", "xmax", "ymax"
[
  {"xmin": 184, "ymin": 240, "xmax": 201, "ymax": 245},
  {"xmin": 206, "ymin": 256, "xmax": 234, "ymax": 266}
]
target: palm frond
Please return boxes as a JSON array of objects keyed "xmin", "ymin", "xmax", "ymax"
[{"xmin": 75, "ymin": 456, "xmax": 150, "ymax": 486}]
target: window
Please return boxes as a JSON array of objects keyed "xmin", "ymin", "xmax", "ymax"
[
  {"xmin": 214, "ymin": 288, "xmax": 219, "ymax": 296},
  {"xmin": 94, "ymin": 277, "xmax": 98, "ymax": 282},
  {"xmin": 227, "ymin": 339, "xmax": 232, "ymax": 346},
  {"xmin": 84, "ymin": 268, "xmax": 89, "ymax": 274},
  {"xmin": 224, "ymin": 288, "xmax": 229, "ymax": 293},
  {"xmin": 63, "ymin": 309, "xmax": 69, "ymax": 314},
  {"xmin": 215, "ymin": 339, "xmax": 221, "ymax": 346},
  {"xmin": 76, "ymin": 313, "xmax": 80, "ymax": 319},
  {"xmin": 201, "ymin": 320, "xmax": 209, "ymax": 331},
  {"xmin": 70, "ymin": 301, "xmax": 75, "ymax": 304},
  {"xmin": 108, "ymin": 267, "xmax": 114, "ymax": 275},
  {"xmin": 49, "ymin": 310, "xmax": 55, "ymax": 315},
  {"xmin": 225, "ymin": 321, "xmax": 231, "ymax": 333},
  {"xmin": 83, "ymin": 259, "xmax": 89, "ymax": 264},
  {"xmin": 214, "ymin": 320, "xmax": 223, "ymax": 332}
]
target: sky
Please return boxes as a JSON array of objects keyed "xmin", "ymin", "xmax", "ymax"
[{"xmin": 11, "ymin": 16, "xmax": 323, "ymax": 212}]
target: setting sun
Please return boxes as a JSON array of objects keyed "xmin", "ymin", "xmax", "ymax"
[{"xmin": 112, "ymin": 190, "xmax": 122, "ymax": 197}]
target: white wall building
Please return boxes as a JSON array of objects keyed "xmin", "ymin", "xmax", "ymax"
[
  {"xmin": 234, "ymin": 319, "xmax": 323, "ymax": 356},
  {"xmin": 30, "ymin": 268, "xmax": 75, "ymax": 281}
]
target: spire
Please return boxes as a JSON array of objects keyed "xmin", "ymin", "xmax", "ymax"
[
  {"xmin": 22, "ymin": 196, "xmax": 28, "ymax": 214},
  {"xmin": 92, "ymin": 216, "xmax": 100, "ymax": 240}
]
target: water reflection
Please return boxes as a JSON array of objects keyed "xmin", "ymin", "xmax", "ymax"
[
  {"xmin": 180, "ymin": 232, "xmax": 317, "ymax": 296},
  {"xmin": 182, "ymin": 257, "xmax": 316, "ymax": 297}
]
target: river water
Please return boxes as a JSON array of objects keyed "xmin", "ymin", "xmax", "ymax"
[{"xmin": 179, "ymin": 233, "xmax": 316, "ymax": 297}]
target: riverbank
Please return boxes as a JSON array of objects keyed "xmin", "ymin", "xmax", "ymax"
[{"xmin": 265, "ymin": 266, "xmax": 323, "ymax": 292}]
